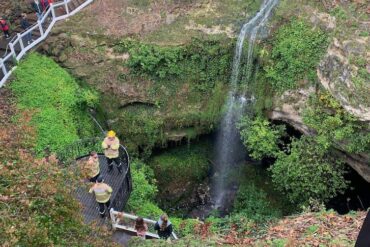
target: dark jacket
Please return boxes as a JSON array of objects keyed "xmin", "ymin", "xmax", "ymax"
[
  {"xmin": 31, "ymin": 2, "xmax": 43, "ymax": 14},
  {"xmin": 154, "ymin": 221, "xmax": 173, "ymax": 239},
  {"xmin": 20, "ymin": 18, "xmax": 31, "ymax": 30}
]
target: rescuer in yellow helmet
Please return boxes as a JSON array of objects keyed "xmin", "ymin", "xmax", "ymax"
[
  {"xmin": 101, "ymin": 130, "xmax": 122, "ymax": 173},
  {"xmin": 89, "ymin": 176, "xmax": 112, "ymax": 218}
]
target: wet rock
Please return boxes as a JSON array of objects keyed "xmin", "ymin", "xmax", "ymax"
[
  {"xmin": 343, "ymin": 39, "xmax": 367, "ymax": 56},
  {"xmin": 196, "ymin": 183, "xmax": 210, "ymax": 206},
  {"xmin": 269, "ymin": 87, "xmax": 316, "ymax": 135},
  {"xmin": 317, "ymin": 38, "xmax": 370, "ymax": 121},
  {"xmin": 310, "ymin": 11, "xmax": 336, "ymax": 31},
  {"xmin": 166, "ymin": 14, "xmax": 177, "ymax": 25},
  {"xmin": 359, "ymin": 22, "xmax": 370, "ymax": 32}
]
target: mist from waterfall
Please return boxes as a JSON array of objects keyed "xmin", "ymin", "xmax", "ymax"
[{"xmin": 213, "ymin": 0, "xmax": 279, "ymax": 209}]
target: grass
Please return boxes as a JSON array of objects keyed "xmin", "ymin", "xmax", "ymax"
[{"xmin": 10, "ymin": 53, "xmax": 97, "ymax": 155}]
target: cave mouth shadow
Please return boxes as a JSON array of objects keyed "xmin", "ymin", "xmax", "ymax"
[
  {"xmin": 270, "ymin": 120, "xmax": 370, "ymax": 215},
  {"xmin": 327, "ymin": 165, "xmax": 370, "ymax": 215}
]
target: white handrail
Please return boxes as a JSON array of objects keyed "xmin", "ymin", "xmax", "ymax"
[
  {"xmin": 110, "ymin": 209, "xmax": 179, "ymax": 240},
  {"xmin": 0, "ymin": 0, "xmax": 94, "ymax": 88}
]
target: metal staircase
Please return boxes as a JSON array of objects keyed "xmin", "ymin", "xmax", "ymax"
[{"xmin": 0, "ymin": 0, "xmax": 94, "ymax": 87}]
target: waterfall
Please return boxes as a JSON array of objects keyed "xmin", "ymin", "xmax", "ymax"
[{"xmin": 213, "ymin": 0, "xmax": 279, "ymax": 209}]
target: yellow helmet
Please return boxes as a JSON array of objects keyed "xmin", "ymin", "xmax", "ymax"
[{"xmin": 107, "ymin": 130, "xmax": 116, "ymax": 138}]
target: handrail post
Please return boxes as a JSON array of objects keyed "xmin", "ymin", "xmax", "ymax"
[
  {"xmin": 9, "ymin": 43, "xmax": 17, "ymax": 62},
  {"xmin": 64, "ymin": 0, "xmax": 70, "ymax": 16},
  {"xmin": 110, "ymin": 208, "xmax": 117, "ymax": 230},
  {"xmin": 18, "ymin": 33, "xmax": 25, "ymax": 50},
  {"xmin": 38, "ymin": 20, "xmax": 44, "ymax": 37},
  {"xmin": 0, "ymin": 0, "xmax": 94, "ymax": 88},
  {"xmin": 51, "ymin": 5, "xmax": 56, "ymax": 19},
  {"xmin": 0, "ymin": 58, "xmax": 7, "ymax": 75}
]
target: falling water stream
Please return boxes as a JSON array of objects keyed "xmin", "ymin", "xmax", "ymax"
[{"xmin": 212, "ymin": 0, "xmax": 279, "ymax": 210}]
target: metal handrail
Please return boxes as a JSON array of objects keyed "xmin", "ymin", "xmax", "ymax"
[
  {"xmin": 110, "ymin": 209, "xmax": 179, "ymax": 240},
  {"xmin": 0, "ymin": 0, "xmax": 94, "ymax": 87}
]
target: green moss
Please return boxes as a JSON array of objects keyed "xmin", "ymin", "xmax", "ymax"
[
  {"xmin": 148, "ymin": 140, "xmax": 211, "ymax": 213},
  {"xmin": 149, "ymin": 142, "xmax": 210, "ymax": 186},
  {"xmin": 10, "ymin": 53, "xmax": 97, "ymax": 155},
  {"xmin": 303, "ymin": 92, "xmax": 370, "ymax": 154},
  {"xmin": 264, "ymin": 19, "xmax": 329, "ymax": 92},
  {"xmin": 109, "ymin": 38, "xmax": 232, "ymax": 157}
]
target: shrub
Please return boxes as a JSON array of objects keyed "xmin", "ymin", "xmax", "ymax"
[
  {"xmin": 126, "ymin": 161, "xmax": 163, "ymax": 218},
  {"xmin": 270, "ymin": 137, "xmax": 348, "ymax": 205},
  {"xmin": 303, "ymin": 93, "xmax": 370, "ymax": 154},
  {"xmin": 233, "ymin": 183, "xmax": 282, "ymax": 222},
  {"xmin": 265, "ymin": 19, "xmax": 329, "ymax": 92},
  {"xmin": 238, "ymin": 116, "xmax": 285, "ymax": 160}
]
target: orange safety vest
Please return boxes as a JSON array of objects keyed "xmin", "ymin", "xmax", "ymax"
[{"xmin": 102, "ymin": 137, "xmax": 120, "ymax": 159}]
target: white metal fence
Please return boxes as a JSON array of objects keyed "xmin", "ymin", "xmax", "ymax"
[
  {"xmin": 110, "ymin": 209, "xmax": 178, "ymax": 240},
  {"xmin": 0, "ymin": 0, "xmax": 93, "ymax": 88}
]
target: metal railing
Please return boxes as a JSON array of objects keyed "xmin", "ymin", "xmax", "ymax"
[
  {"xmin": 57, "ymin": 137, "xmax": 133, "ymax": 213},
  {"xmin": 110, "ymin": 210, "xmax": 178, "ymax": 240},
  {"xmin": 0, "ymin": 0, "xmax": 94, "ymax": 87}
]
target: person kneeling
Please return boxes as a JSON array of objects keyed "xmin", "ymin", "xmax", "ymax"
[
  {"xmin": 135, "ymin": 217, "xmax": 148, "ymax": 239},
  {"xmin": 154, "ymin": 214, "xmax": 173, "ymax": 240}
]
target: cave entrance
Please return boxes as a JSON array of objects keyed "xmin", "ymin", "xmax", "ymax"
[{"xmin": 327, "ymin": 165, "xmax": 370, "ymax": 214}]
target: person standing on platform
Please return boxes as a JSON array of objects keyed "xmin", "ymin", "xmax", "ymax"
[
  {"xmin": 101, "ymin": 130, "xmax": 123, "ymax": 173},
  {"xmin": 83, "ymin": 151, "xmax": 101, "ymax": 183},
  {"xmin": 40, "ymin": 0, "xmax": 50, "ymax": 12},
  {"xmin": 20, "ymin": 13, "xmax": 33, "ymax": 45},
  {"xmin": 31, "ymin": 0, "xmax": 43, "ymax": 20},
  {"xmin": 89, "ymin": 177, "xmax": 112, "ymax": 218}
]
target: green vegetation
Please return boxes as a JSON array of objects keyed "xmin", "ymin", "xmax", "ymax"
[
  {"xmin": 126, "ymin": 161, "xmax": 163, "ymax": 218},
  {"xmin": 238, "ymin": 116, "xmax": 285, "ymax": 159},
  {"xmin": 1, "ymin": 78, "xmax": 113, "ymax": 246},
  {"xmin": 112, "ymin": 38, "xmax": 231, "ymax": 156},
  {"xmin": 264, "ymin": 19, "xmax": 329, "ymax": 92},
  {"xmin": 148, "ymin": 140, "xmax": 211, "ymax": 214},
  {"xmin": 349, "ymin": 56, "xmax": 370, "ymax": 107},
  {"xmin": 233, "ymin": 183, "xmax": 282, "ymax": 221},
  {"xmin": 126, "ymin": 160, "xmax": 205, "ymax": 237},
  {"xmin": 270, "ymin": 137, "xmax": 348, "ymax": 205},
  {"xmin": 303, "ymin": 93, "xmax": 370, "ymax": 154},
  {"xmin": 149, "ymin": 142, "xmax": 210, "ymax": 190},
  {"xmin": 11, "ymin": 53, "xmax": 98, "ymax": 155},
  {"xmin": 116, "ymin": 37, "xmax": 232, "ymax": 89},
  {"xmin": 238, "ymin": 96, "xmax": 356, "ymax": 206}
]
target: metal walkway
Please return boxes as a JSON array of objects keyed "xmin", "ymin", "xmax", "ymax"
[
  {"xmin": 0, "ymin": 0, "xmax": 94, "ymax": 87},
  {"xmin": 76, "ymin": 155, "xmax": 130, "ymax": 224},
  {"xmin": 58, "ymin": 138, "xmax": 132, "ymax": 224},
  {"xmin": 60, "ymin": 137, "xmax": 178, "ymax": 245}
]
